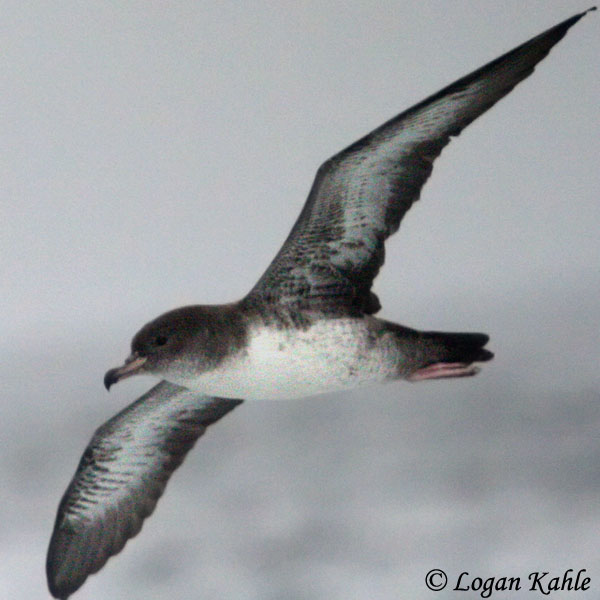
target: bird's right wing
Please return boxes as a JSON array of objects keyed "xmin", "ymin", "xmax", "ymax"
[{"xmin": 46, "ymin": 380, "xmax": 242, "ymax": 599}]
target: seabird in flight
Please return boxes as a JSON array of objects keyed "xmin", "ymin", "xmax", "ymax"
[{"xmin": 47, "ymin": 8, "xmax": 595, "ymax": 598}]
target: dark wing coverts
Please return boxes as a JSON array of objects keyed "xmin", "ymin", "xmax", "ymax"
[
  {"xmin": 245, "ymin": 11, "xmax": 591, "ymax": 314},
  {"xmin": 47, "ymin": 381, "xmax": 242, "ymax": 599}
]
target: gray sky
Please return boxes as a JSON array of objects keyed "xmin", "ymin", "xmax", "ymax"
[{"xmin": 3, "ymin": 2, "xmax": 599, "ymax": 599}]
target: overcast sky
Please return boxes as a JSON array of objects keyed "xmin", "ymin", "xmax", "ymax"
[{"xmin": 2, "ymin": 2, "xmax": 599, "ymax": 599}]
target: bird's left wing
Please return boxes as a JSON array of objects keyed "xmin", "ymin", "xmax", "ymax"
[
  {"xmin": 47, "ymin": 380, "xmax": 242, "ymax": 599},
  {"xmin": 244, "ymin": 9, "xmax": 593, "ymax": 315}
]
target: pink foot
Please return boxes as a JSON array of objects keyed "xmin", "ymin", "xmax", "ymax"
[{"xmin": 407, "ymin": 362, "xmax": 480, "ymax": 382}]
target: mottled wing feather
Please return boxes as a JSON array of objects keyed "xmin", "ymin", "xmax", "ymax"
[
  {"xmin": 47, "ymin": 381, "xmax": 242, "ymax": 599},
  {"xmin": 245, "ymin": 10, "xmax": 590, "ymax": 314}
]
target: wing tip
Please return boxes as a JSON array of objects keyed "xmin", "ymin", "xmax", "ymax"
[
  {"xmin": 46, "ymin": 531, "xmax": 78, "ymax": 600},
  {"xmin": 561, "ymin": 6, "xmax": 596, "ymax": 30}
]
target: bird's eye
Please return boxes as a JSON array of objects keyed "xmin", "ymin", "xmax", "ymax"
[{"xmin": 154, "ymin": 335, "xmax": 168, "ymax": 346}]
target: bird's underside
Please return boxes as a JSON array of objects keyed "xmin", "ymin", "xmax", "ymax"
[{"xmin": 46, "ymin": 9, "xmax": 594, "ymax": 599}]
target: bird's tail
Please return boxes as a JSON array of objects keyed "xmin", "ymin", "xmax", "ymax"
[
  {"xmin": 404, "ymin": 329, "xmax": 494, "ymax": 381},
  {"xmin": 425, "ymin": 331, "xmax": 493, "ymax": 363}
]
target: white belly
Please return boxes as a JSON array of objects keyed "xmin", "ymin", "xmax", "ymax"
[{"xmin": 175, "ymin": 319, "xmax": 398, "ymax": 400}]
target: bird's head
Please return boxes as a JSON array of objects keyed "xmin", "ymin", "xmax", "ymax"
[{"xmin": 103, "ymin": 305, "xmax": 234, "ymax": 390}]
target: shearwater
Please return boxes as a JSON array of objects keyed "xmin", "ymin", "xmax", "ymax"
[{"xmin": 47, "ymin": 8, "xmax": 595, "ymax": 598}]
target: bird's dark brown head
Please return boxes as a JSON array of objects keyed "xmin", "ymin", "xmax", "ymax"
[{"xmin": 103, "ymin": 304, "xmax": 245, "ymax": 390}]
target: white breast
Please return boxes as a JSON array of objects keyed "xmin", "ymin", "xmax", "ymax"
[{"xmin": 176, "ymin": 318, "xmax": 398, "ymax": 400}]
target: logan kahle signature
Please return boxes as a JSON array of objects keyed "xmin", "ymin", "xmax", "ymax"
[{"xmin": 452, "ymin": 568, "xmax": 591, "ymax": 597}]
